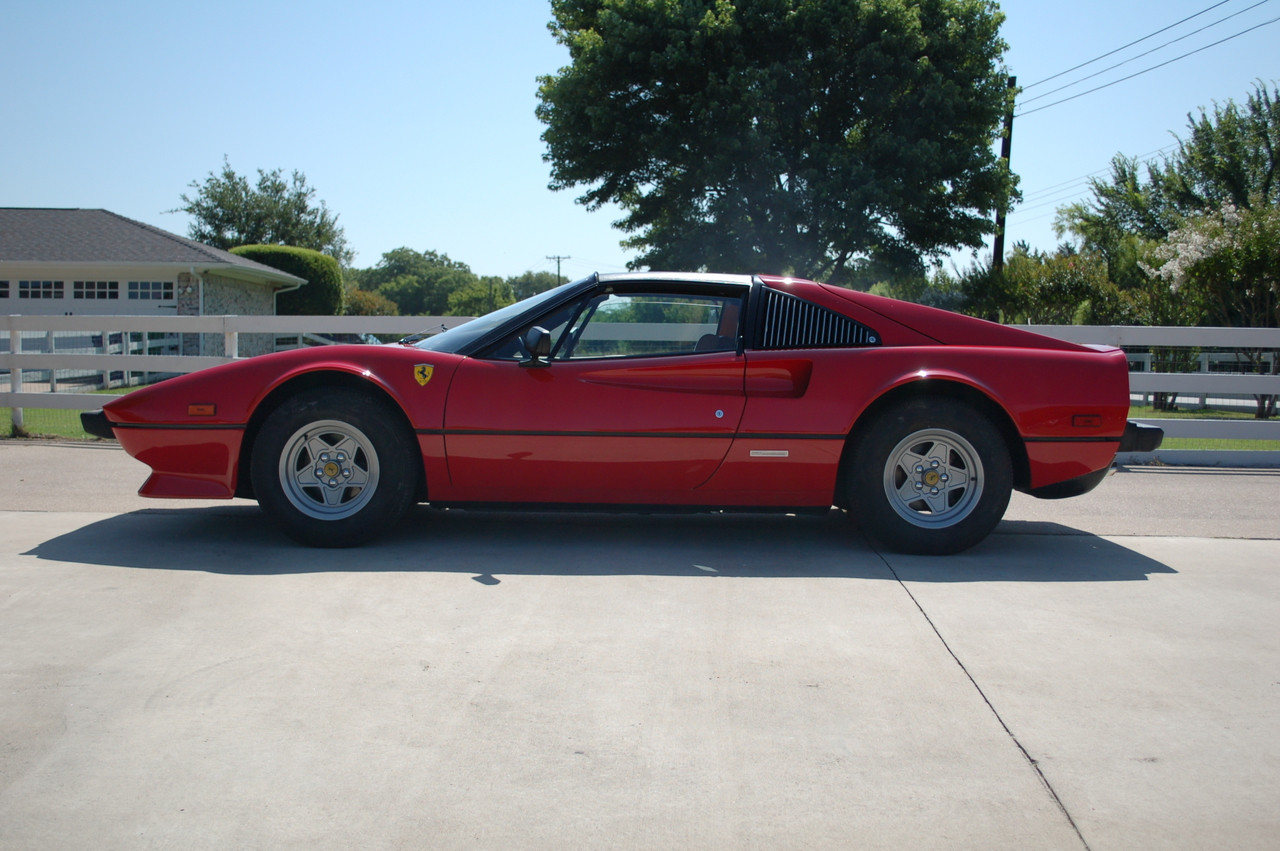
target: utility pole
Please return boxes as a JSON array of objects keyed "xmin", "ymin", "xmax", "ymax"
[
  {"xmin": 546, "ymin": 255, "xmax": 571, "ymax": 284},
  {"xmin": 992, "ymin": 75, "xmax": 1016, "ymax": 274}
]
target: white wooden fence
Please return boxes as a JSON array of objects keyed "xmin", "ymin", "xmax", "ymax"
[
  {"xmin": 1, "ymin": 314, "xmax": 468, "ymax": 416},
  {"xmin": 4, "ymin": 315, "xmax": 1279, "ymax": 462}
]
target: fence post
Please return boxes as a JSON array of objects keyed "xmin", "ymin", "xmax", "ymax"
[
  {"xmin": 223, "ymin": 317, "xmax": 239, "ymax": 359},
  {"xmin": 10, "ymin": 320, "xmax": 23, "ymax": 432},
  {"xmin": 99, "ymin": 328, "xmax": 109, "ymax": 389},
  {"xmin": 1199, "ymin": 352, "xmax": 1209, "ymax": 409},
  {"xmin": 46, "ymin": 330, "xmax": 57, "ymax": 393}
]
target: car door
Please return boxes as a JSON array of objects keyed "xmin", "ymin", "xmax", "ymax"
[{"xmin": 441, "ymin": 284, "xmax": 747, "ymax": 504}]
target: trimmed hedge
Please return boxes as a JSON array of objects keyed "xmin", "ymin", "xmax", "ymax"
[{"xmin": 230, "ymin": 244, "xmax": 343, "ymax": 315}]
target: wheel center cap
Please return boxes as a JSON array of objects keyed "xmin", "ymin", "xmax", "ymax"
[
  {"xmin": 322, "ymin": 461, "xmax": 341, "ymax": 478},
  {"xmin": 923, "ymin": 470, "xmax": 942, "ymax": 487}
]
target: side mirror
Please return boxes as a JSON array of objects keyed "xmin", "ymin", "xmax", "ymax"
[{"xmin": 520, "ymin": 326, "xmax": 552, "ymax": 368}]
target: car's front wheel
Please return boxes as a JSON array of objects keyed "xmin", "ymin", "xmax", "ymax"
[
  {"xmin": 250, "ymin": 388, "xmax": 418, "ymax": 547},
  {"xmin": 847, "ymin": 397, "xmax": 1012, "ymax": 555}
]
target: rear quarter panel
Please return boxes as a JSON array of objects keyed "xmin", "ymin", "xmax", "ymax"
[
  {"xmin": 710, "ymin": 342, "xmax": 1129, "ymax": 502},
  {"xmin": 740, "ymin": 345, "xmax": 1130, "ymax": 440}
]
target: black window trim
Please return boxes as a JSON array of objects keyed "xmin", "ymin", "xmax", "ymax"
[{"xmin": 470, "ymin": 276, "xmax": 754, "ymax": 362}]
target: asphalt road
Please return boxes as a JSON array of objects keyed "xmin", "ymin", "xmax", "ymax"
[{"xmin": 2, "ymin": 441, "xmax": 1278, "ymax": 849}]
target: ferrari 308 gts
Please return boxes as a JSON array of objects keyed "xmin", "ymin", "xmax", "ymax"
[{"xmin": 82, "ymin": 273, "xmax": 1161, "ymax": 554}]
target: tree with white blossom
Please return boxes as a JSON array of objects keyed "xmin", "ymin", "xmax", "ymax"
[{"xmin": 1142, "ymin": 203, "xmax": 1280, "ymax": 416}]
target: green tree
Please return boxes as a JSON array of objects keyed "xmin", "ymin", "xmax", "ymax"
[
  {"xmin": 356, "ymin": 248, "xmax": 478, "ymax": 315},
  {"xmin": 447, "ymin": 277, "xmax": 516, "ymax": 316},
  {"xmin": 838, "ymin": 255, "xmax": 927, "ymax": 294},
  {"xmin": 1057, "ymin": 82, "xmax": 1280, "ymax": 297},
  {"xmin": 1154, "ymin": 83, "xmax": 1280, "ymax": 214},
  {"xmin": 869, "ymin": 266, "xmax": 967, "ymax": 314},
  {"xmin": 1142, "ymin": 204, "xmax": 1280, "ymax": 329},
  {"xmin": 1057, "ymin": 84, "xmax": 1280, "ymax": 413},
  {"xmin": 537, "ymin": 0, "xmax": 1016, "ymax": 284},
  {"xmin": 1001, "ymin": 245, "xmax": 1124, "ymax": 325},
  {"xmin": 506, "ymin": 270, "xmax": 566, "ymax": 300},
  {"xmin": 344, "ymin": 289, "xmax": 400, "ymax": 317},
  {"xmin": 1056, "ymin": 156, "xmax": 1173, "ymax": 291},
  {"xmin": 1141, "ymin": 204, "xmax": 1280, "ymax": 416},
  {"xmin": 176, "ymin": 157, "xmax": 352, "ymax": 265},
  {"xmin": 923, "ymin": 245, "xmax": 1128, "ymax": 325}
]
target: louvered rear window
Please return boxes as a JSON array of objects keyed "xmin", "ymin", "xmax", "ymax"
[{"xmin": 757, "ymin": 287, "xmax": 879, "ymax": 350}]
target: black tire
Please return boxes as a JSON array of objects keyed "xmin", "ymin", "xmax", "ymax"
[
  {"xmin": 250, "ymin": 388, "xmax": 418, "ymax": 547},
  {"xmin": 847, "ymin": 397, "xmax": 1012, "ymax": 555}
]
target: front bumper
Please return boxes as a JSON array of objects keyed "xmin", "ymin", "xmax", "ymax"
[
  {"xmin": 80, "ymin": 409, "xmax": 116, "ymax": 440},
  {"xmin": 1119, "ymin": 420, "xmax": 1164, "ymax": 453}
]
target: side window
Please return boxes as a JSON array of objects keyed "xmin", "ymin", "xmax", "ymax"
[
  {"xmin": 560, "ymin": 293, "xmax": 740, "ymax": 359},
  {"xmin": 482, "ymin": 288, "xmax": 744, "ymax": 361}
]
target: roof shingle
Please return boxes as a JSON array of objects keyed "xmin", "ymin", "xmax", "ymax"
[{"xmin": 0, "ymin": 208, "xmax": 304, "ymax": 283}]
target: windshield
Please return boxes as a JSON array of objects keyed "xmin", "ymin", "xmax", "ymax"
[{"xmin": 409, "ymin": 279, "xmax": 586, "ymax": 354}]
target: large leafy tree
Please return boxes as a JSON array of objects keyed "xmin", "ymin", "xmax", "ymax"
[
  {"xmin": 344, "ymin": 288, "xmax": 400, "ymax": 317},
  {"xmin": 1057, "ymin": 82, "xmax": 1280, "ymax": 297},
  {"xmin": 1142, "ymin": 204, "xmax": 1280, "ymax": 330},
  {"xmin": 1141, "ymin": 202, "xmax": 1280, "ymax": 417},
  {"xmin": 1058, "ymin": 83, "xmax": 1280, "ymax": 415},
  {"xmin": 355, "ymin": 247, "xmax": 479, "ymax": 316},
  {"xmin": 1054, "ymin": 155, "xmax": 1173, "ymax": 292},
  {"xmin": 176, "ymin": 157, "xmax": 353, "ymax": 265},
  {"xmin": 537, "ymin": 0, "xmax": 1016, "ymax": 285},
  {"xmin": 1155, "ymin": 83, "xmax": 1280, "ymax": 215},
  {"xmin": 507, "ymin": 270, "xmax": 566, "ymax": 300},
  {"xmin": 448, "ymin": 277, "xmax": 517, "ymax": 316}
]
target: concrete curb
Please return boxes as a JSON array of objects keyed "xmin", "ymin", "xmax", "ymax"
[{"xmin": 1116, "ymin": 449, "xmax": 1280, "ymax": 468}]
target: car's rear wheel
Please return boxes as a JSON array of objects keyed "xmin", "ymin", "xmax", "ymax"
[
  {"xmin": 847, "ymin": 397, "xmax": 1012, "ymax": 555},
  {"xmin": 250, "ymin": 388, "xmax": 418, "ymax": 547}
]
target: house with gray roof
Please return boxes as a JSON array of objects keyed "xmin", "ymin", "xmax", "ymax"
[{"xmin": 0, "ymin": 208, "xmax": 308, "ymax": 356}]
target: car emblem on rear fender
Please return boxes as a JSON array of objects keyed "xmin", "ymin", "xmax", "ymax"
[{"xmin": 414, "ymin": 364, "xmax": 434, "ymax": 386}]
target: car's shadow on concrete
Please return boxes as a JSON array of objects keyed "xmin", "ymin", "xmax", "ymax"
[{"xmin": 24, "ymin": 504, "xmax": 1175, "ymax": 582}]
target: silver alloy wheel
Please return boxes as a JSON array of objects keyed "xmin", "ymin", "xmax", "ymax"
[
  {"xmin": 882, "ymin": 427, "xmax": 984, "ymax": 529},
  {"xmin": 278, "ymin": 419, "xmax": 380, "ymax": 521}
]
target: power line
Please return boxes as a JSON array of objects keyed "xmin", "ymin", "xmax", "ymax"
[
  {"xmin": 1004, "ymin": 143, "xmax": 1184, "ymax": 227},
  {"xmin": 1019, "ymin": 0, "xmax": 1273, "ymax": 107},
  {"xmin": 1013, "ymin": 187, "xmax": 1095, "ymax": 216},
  {"xmin": 1017, "ymin": 143, "xmax": 1179, "ymax": 203},
  {"xmin": 1015, "ymin": 15, "xmax": 1280, "ymax": 117},
  {"xmin": 1021, "ymin": 0, "xmax": 1237, "ymax": 90}
]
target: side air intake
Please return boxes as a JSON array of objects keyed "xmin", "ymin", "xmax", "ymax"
[{"xmin": 758, "ymin": 288, "xmax": 880, "ymax": 350}]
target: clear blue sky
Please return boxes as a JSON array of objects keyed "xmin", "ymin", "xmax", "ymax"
[{"xmin": 2, "ymin": 0, "xmax": 1276, "ymax": 283}]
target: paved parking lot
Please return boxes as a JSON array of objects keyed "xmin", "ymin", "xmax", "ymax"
[{"xmin": 2, "ymin": 442, "xmax": 1278, "ymax": 849}]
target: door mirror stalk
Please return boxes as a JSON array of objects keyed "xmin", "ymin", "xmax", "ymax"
[{"xmin": 521, "ymin": 326, "xmax": 552, "ymax": 368}]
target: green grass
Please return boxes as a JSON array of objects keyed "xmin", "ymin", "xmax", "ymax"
[
  {"xmin": 1128, "ymin": 404, "xmax": 1266, "ymax": 420},
  {"xmin": 2, "ymin": 387, "xmax": 133, "ymax": 440},
  {"xmin": 1156, "ymin": 438, "xmax": 1280, "ymax": 450},
  {"xmin": 3, "ymin": 407, "xmax": 101, "ymax": 440},
  {"xmin": 1129, "ymin": 405, "xmax": 1280, "ymax": 451}
]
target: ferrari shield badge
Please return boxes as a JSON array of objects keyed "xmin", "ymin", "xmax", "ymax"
[{"xmin": 414, "ymin": 364, "xmax": 435, "ymax": 386}]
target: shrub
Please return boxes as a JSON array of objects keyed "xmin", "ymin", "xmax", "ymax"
[
  {"xmin": 230, "ymin": 244, "xmax": 343, "ymax": 315},
  {"xmin": 344, "ymin": 288, "xmax": 399, "ymax": 316}
]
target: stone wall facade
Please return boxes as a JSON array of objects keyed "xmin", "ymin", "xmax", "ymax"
[{"xmin": 179, "ymin": 273, "xmax": 280, "ymax": 357}]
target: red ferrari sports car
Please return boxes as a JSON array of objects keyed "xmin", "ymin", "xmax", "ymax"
[{"xmin": 83, "ymin": 272, "xmax": 1161, "ymax": 554}]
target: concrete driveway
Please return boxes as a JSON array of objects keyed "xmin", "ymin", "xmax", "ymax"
[{"xmin": 1, "ymin": 442, "xmax": 1278, "ymax": 849}]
